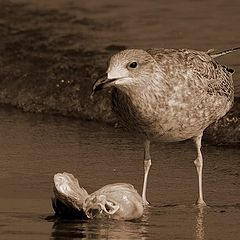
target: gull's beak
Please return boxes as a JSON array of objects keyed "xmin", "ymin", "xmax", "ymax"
[{"xmin": 91, "ymin": 74, "xmax": 116, "ymax": 98}]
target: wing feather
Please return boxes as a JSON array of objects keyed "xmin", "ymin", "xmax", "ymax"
[{"xmin": 146, "ymin": 48, "xmax": 234, "ymax": 101}]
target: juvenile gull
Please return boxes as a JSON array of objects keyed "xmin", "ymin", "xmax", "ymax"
[{"xmin": 92, "ymin": 47, "xmax": 239, "ymax": 206}]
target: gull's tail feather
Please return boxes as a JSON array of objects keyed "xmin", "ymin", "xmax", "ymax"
[{"xmin": 209, "ymin": 46, "xmax": 240, "ymax": 58}]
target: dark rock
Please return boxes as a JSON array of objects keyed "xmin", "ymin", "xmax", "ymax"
[
  {"xmin": 105, "ymin": 45, "xmax": 127, "ymax": 52},
  {"xmin": 204, "ymin": 97, "xmax": 240, "ymax": 145}
]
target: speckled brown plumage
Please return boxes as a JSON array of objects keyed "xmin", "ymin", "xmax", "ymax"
[
  {"xmin": 91, "ymin": 47, "xmax": 238, "ymax": 206},
  {"xmin": 111, "ymin": 48, "xmax": 234, "ymax": 141}
]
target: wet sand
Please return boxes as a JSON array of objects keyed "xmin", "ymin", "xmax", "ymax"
[
  {"xmin": 0, "ymin": 0, "xmax": 240, "ymax": 144},
  {"xmin": 0, "ymin": 107, "xmax": 240, "ymax": 239}
]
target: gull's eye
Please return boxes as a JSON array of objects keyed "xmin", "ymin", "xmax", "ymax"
[{"xmin": 128, "ymin": 61, "xmax": 138, "ymax": 69}]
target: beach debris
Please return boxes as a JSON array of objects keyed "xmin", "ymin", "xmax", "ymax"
[{"xmin": 52, "ymin": 172, "xmax": 143, "ymax": 220}]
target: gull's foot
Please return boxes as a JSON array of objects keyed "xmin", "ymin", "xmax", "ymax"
[
  {"xmin": 196, "ymin": 199, "xmax": 207, "ymax": 207},
  {"xmin": 142, "ymin": 200, "xmax": 151, "ymax": 207}
]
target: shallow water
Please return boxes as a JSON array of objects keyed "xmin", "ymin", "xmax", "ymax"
[
  {"xmin": 0, "ymin": 107, "xmax": 240, "ymax": 239},
  {"xmin": 1, "ymin": 0, "xmax": 240, "ymax": 239}
]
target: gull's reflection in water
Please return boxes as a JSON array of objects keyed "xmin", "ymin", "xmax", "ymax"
[
  {"xmin": 195, "ymin": 207, "xmax": 205, "ymax": 240},
  {"xmin": 50, "ymin": 215, "xmax": 149, "ymax": 240}
]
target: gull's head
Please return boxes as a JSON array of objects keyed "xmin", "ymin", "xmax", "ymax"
[{"xmin": 91, "ymin": 49, "xmax": 159, "ymax": 96}]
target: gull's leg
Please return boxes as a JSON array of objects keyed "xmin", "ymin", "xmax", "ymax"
[
  {"xmin": 193, "ymin": 133, "xmax": 207, "ymax": 206},
  {"xmin": 142, "ymin": 139, "xmax": 151, "ymax": 206}
]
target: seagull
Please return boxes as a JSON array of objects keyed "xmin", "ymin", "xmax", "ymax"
[{"xmin": 91, "ymin": 47, "xmax": 239, "ymax": 206}]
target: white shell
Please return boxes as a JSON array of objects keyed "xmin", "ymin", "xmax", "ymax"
[
  {"xmin": 53, "ymin": 172, "xmax": 88, "ymax": 211},
  {"xmin": 84, "ymin": 183, "xmax": 144, "ymax": 220},
  {"xmin": 53, "ymin": 172, "xmax": 143, "ymax": 221}
]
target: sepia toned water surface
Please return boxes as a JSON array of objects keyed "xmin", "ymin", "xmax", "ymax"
[
  {"xmin": 0, "ymin": 107, "xmax": 239, "ymax": 239},
  {"xmin": 1, "ymin": 0, "xmax": 240, "ymax": 239}
]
